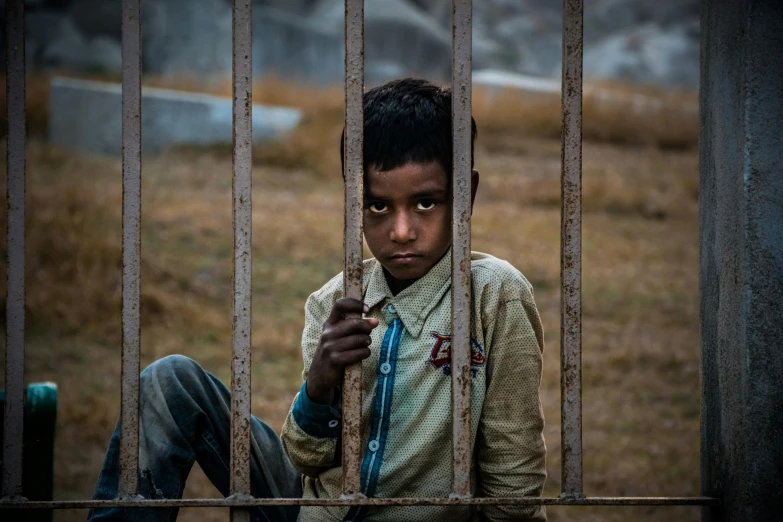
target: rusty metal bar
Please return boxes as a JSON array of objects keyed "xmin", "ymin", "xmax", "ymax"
[
  {"xmin": 450, "ymin": 0, "xmax": 473, "ymax": 499},
  {"xmin": 230, "ymin": 1, "xmax": 253, "ymax": 520},
  {"xmin": 560, "ymin": 0, "xmax": 584, "ymax": 498},
  {"xmin": 2, "ymin": 0, "xmax": 26, "ymax": 501},
  {"xmin": 118, "ymin": 0, "xmax": 142, "ymax": 499},
  {"xmin": 0, "ymin": 497, "xmax": 721, "ymax": 509},
  {"xmin": 341, "ymin": 0, "xmax": 365, "ymax": 498}
]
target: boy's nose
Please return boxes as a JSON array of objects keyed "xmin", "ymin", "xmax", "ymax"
[{"xmin": 390, "ymin": 212, "xmax": 416, "ymax": 243}]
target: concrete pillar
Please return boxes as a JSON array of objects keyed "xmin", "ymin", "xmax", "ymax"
[{"xmin": 699, "ymin": 0, "xmax": 783, "ymax": 521}]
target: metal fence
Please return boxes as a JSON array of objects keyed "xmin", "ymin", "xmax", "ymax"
[{"xmin": 1, "ymin": 0, "xmax": 719, "ymax": 516}]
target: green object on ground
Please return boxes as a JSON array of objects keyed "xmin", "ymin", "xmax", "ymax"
[{"xmin": 0, "ymin": 382, "xmax": 58, "ymax": 522}]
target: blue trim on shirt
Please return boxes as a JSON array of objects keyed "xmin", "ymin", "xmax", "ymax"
[
  {"xmin": 292, "ymin": 380, "xmax": 341, "ymax": 438},
  {"xmin": 347, "ymin": 317, "xmax": 403, "ymax": 522},
  {"xmin": 367, "ymin": 321, "xmax": 401, "ymax": 497}
]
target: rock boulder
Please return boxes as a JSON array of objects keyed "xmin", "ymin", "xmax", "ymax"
[{"xmin": 6, "ymin": 0, "xmax": 702, "ymax": 89}]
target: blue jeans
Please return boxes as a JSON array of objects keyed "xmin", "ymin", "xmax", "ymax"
[{"xmin": 87, "ymin": 355, "xmax": 303, "ymax": 522}]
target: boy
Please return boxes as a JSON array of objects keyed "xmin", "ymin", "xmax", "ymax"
[{"xmin": 88, "ymin": 78, "xmax": 546, "ymax": 522}]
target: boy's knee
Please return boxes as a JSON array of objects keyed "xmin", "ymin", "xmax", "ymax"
[
  {"xmin": 140, "ymin": 354, "xmax": 203, "ymax": 399},
  {"xmin": 143, "ymin": 353, "xmax": 198, "ymax": 377}
]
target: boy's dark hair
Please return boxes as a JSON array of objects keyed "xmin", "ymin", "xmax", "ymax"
[{"xmin": 339, "ymin": 78, "xmax": 478, "ymax": 178}]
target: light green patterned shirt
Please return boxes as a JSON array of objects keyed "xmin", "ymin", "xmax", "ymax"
[{"xmin": 281, "ymin": 250, "xmax": 547, "ymax": 522}]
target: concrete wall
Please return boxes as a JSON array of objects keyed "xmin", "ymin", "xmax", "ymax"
[
  {"xmin": 49, "ymin": 77, "xmax": 302, "ymax": 157},
  {"xmin": 699, "ymin": 0, "xmax": 783, "ymax": 520}
]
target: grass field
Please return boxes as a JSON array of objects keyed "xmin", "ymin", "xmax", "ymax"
[{"xmin": 0, "ymin": 75, "xmax": 701, "ymax": 521}]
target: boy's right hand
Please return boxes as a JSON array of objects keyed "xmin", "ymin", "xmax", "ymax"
[{"xmin": 306, "ymin": 298, "xmax": 379, "ymax": 405}]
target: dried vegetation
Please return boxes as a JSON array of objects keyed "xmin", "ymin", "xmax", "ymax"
[{"xmin": 0, "ymin": 74, "xmax": 700, "ymax": 521}]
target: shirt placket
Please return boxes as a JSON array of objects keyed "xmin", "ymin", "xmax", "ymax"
[{"xmin": 346, "ymin": 303, "xmax": 404, "ymax": 522}]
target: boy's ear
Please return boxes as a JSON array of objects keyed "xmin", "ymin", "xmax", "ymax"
[{"xmin": 470, "ymin": 169, "xmax": 480, "ymax": 215}]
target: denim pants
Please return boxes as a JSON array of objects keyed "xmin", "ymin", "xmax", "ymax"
[{"xmin": 87, "ymin": 355, "xmax": 303, "ymax": 522}]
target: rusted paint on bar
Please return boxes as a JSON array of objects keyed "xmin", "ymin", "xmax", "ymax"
[
  {"xmin": 450, "ymin": 0, "xmax": 473, "ymax": 499},
  {"xmin": 118, "ymin": 0, "xmax": 142, "ymax": 499},
  {"xmin": 560, "ymin": 0, "xmax": 584, "ymax": 498},
  {"xmin": 230, "ymin": 1, "xmax": 253, "ymax": 521},
  {"xmin": 0, "ymin": 497, "xmax": 721, "ymax": 509},
  {"xmin": 341, "ymin": 0, "xmax": 365, "ymax": 498},
  {"xmin": 2, "ymin": 0, "xmax": 26, "ymax": 500}
]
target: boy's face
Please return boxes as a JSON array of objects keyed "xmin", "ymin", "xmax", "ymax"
[{"xmin": 363, "ymin": 161, "xmax": 479, "ymax": 293}]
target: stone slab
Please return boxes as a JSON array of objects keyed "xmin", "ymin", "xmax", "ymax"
[
  {"xmin": 472, "ymin": 69, "xmax": 698, "ymax": 114},
  {"xmin": 48, "ymin": 76, "xmax": 302, "ymax": 157}
]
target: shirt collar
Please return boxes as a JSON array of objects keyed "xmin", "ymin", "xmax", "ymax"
[{"xmin": 362, "ymin": 249, "xmax": 452, "ymax": 338}]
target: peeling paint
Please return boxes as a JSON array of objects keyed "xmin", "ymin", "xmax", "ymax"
[
  {"xmin": 0, "ymin": 497, "xmax": 720, "ymax": 510},
  {"xmin": 230, "ymin": 5, "xmax": 253, "ymax": 522},
  {"xmin": 450, "ymin": 0, "xmax": 473, "ymax": 499},
  {"xmin": 118, "ymin": 0, "xmax": 143, "ymax": 499},
  {"xmin": 340, "ymin": 0, "xmax": 365, "ymax": 498},
  {"xmin": 559, "ymin": 0, "xmax": 584, "ymax": 498}
]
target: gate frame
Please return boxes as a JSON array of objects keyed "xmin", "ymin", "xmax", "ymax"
[{"xmin": 2, "ymin": 0, "xmax": 735, "ymax": 517}]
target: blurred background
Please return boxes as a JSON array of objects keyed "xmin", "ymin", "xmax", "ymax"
[{"xmin": 0, "ymin": 0, "xmax": 700, "ymax": 520}]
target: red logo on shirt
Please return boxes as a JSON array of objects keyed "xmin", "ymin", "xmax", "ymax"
[{"xmin": 428, "ymin": 332, "xmax": 486, "ymax": 377}]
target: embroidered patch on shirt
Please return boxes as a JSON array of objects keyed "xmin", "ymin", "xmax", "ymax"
[{"xmin": 427, "ymin": 331, "xmax": 486, "ymax": 377}]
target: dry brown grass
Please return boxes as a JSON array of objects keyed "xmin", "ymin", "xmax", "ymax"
[
  {"xmin": 0, "ymin": 72, "xmax": 698, "ymax": 171},
  {"xmin": 0, "ymin": 145, "xmax": 219, "ymax": 345},
  {"xmin": 0, "ymin": 71, "xmax": 700, "ymax": 520},
  {"xmin": 0, "ymin": 114, "xmax": 700, "ymax": 521}
]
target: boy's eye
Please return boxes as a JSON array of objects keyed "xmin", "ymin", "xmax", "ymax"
[
  {"xmin": 417, "ymin": 200, "xmax": 437, "ymax": 210},
  {"xmin": 369, "ymin": 202, "xmax": 388, "ymax": 213}
]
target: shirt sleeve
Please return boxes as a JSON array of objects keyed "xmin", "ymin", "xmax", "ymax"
[
  {"xmin": 476, "ymin": 282, "xmax": 547, "ymax": 521},
  {"xmin": 281, "ymin": 289, "xmax": 342, "ymax": 477}
]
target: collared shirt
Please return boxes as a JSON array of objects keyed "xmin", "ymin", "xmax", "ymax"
[{"xmin": 281, "ymin": 250, "xmax": 547, "ymax": 522}]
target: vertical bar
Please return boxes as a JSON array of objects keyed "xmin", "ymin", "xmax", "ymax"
[
  {"xmin": 118, "ymin": 0, "xmax": 142, "ymax": 499},
  {"xmin": 341, "ymin": 0, "xmax": 365, "ymax": 498},
  {"xmin": 230, "ymin": 0, "xmax": 253, "ymax": 520},
  {"xmin": 560, "ymin": 0, "xmax": 584, "ymax": 498},
  {"xmin": 450, "ymin": 0, "xmax": 473, "ymax": 499},
  {"xmin": 2, "ymin": 0, "xmax": 25, "ymax": 500}
]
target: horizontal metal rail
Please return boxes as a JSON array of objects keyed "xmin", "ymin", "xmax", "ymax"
[{"xmin": 0, "ymin": 497, "xmax": 720, "ymax": 509}]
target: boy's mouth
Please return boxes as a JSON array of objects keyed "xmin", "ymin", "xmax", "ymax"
[{"xmin": 388, "ymin": 253, "xmax": 422, "ymax": 264}]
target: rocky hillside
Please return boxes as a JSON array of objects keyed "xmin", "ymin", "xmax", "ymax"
[{"xmin": 3, "ymin": 0, "xmax": 699, "ymax": 89}]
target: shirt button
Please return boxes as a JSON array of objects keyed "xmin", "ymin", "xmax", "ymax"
[
  {"xmin": 328, "ymin": 419, "xmax": 339, "ymax": 428},
  {"xmin": 368, "ymin": 439, "xmax": 380, "ymax": 452},
  {"xmin": 387, "ymin": 304, "xmax": 396, "ymax": 313},
  {"xmin": 380, "ymin": 362, "xmax": 391, "ymax": 375}
]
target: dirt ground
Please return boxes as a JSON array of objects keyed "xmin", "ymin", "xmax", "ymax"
[
  {"xmin": 0, "ymin": 71, "xmax": 703, "ymax": 522},
  {"xmin": 0, "ymin": 127, "xmax": 702, "ymax": 520}
]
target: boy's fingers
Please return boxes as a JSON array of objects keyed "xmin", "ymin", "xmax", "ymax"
[
  {"xmin": 326, "ymin": 298, "xmax": 369, "ymax": 325},
  {"xmin": 324, "ymin": 318, "xmax": 378, "ymax": 339},
  {"xmin": 332, "ymin": 347, "xmax": 372, "ymax": 366},
  {"xmin": 325, "ymin": 334, "xmax": 372, "ymax": 354}
]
